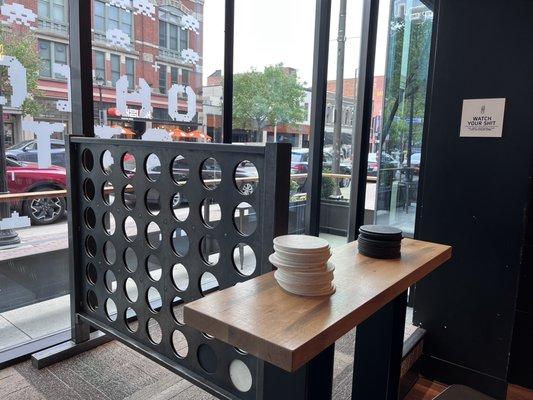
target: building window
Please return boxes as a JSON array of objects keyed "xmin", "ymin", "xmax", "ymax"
[
  {"xmin": 159, "ymin": 64, "xmax": 167, "ymax": 94},
  {"xmin": 94, "ymin": 0, "xmax": 133, "ymax": 39},
  {"xmin": 38, "ymin": 39, "xmax": 68, "ymax": 78},
  {"xmin": 170, "ymin": 67, "xmax": 179, "ymax": 85},
  {"xmin": 125, "ymin": 58, "xmax": 135, "ymax": 89},
  {"xmin": 38, "ymin": 0, "xmax": 67, "ymax": 22},
  {"xmin": 111, "ymin": 54, "xmax": 121, "ymax": 86},
  {"xmin": 181, "ymin": 69, "xmax": 189, "ymax": 85},
  {"xmin": 94, "ymin": 51, "xmax": 106, "ymax": 81},
  {"xmin": 159, "ymin": 7, "xmax": 189, "ymax": 53}
]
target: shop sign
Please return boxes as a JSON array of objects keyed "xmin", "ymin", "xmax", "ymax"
[{"xmin": 460, "ymin": 98, "xmax": 506, "ymax": 138}]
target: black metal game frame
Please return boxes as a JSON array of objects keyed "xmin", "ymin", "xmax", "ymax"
[{"xmin": 64, "ymin": 136, "xmax": 290, "ymax": 399}]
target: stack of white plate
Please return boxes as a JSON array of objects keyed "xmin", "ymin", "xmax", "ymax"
[{"xmin": 269, "ymin": 235, "xmax": 335, "ymax": 297}]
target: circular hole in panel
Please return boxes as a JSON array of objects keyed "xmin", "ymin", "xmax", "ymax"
[
  {"xmin": 203, "ymin": 332, "xmax": 214, "ymax": 339},
  {"xmin": 122, "ymin": 152, "xmax": 136, "ymax": 177},
  {"xmin": 147, "ymin": 255, "xmax": 162, "ymax": 281},
  {"xmin": 232, "ymin": 244, "xmax": 257, "ymax": 276},
  {"xmin": 84, "ymin": 207, "xmax": 96, "ymax": 229},
  {"xmin": 83, "ymin": 179, "xmax": 95, "ymax": 201},
  {"xmin": 172, "ymin": 155, "xmax": 189, "ymax": 186},
  {"xmin": 124, "ymin": 247, "xmax": 138, "ymax": 272},
  {"xmin": 200, "ymin": 198, "xmax": 221, "ymax": 229},
  {"xmin": 103, "ymin": 241, "xmax": 116, "ymax": 265},
  {"xmin": 235, "ymin": 347, "xmax": 248, "ymax": 355},
  {"xmin": 172, "ymin": 192, "xmax": 189, "ymax": 221},
  {"xmin": 87, "ymin": 290, "xmax": 98, "ymax": 311},
  {"xmin": 147, "ymin": 287, "xmax": 162, "ymax": 313},
  {"xmin": 201, "ymin": 158, "xmax": 221, "ymax": 190},
  {"xmin": 123, "ymin": 184, "xmax": 136, "ymax": 210},
  {"xmin": 229, "ymin": 359, "xmax": 253, "ymax": 392},
  {"xmin": 172, "ymin": 263, "xmax": 189, "ymax": 292},
  {"xmin": 103, "ymin": 212, "xmax": 116, "ymax": 235},
  {"xmin": 197, "ymin": 344, "xmax": 218, "ymax": 374},
  {"xmin": 82, "ymin": 149, "xmax": 94, "ymax": 172},
  {"xmin": 234, "ymin": 160, "xmax": 259, "ymax": 196},
  {"xmin": 200, "ymin": 235, "xmax": 220, "ymax": 266},
  {"xmin": 125, "ymin": 307, "xmax": 138, "ymax": 332},
  {"xmin": 171, "ymin": 296, "xmax": 184, "ymax": 325},
  {"xmin": 124, "ymin": 216, "xmax": 137, "ymax": 242},
  {"xmin": 101, "ymin": 150, "xmax": 114, "ymax": 175},
  {"xmin": 172, "ymin": 228, "xmax": 189, "ymax": 257},
  {"xmin": 145, "ymin": 153, "xmax": 161, "ymax": 182},
  {"xmin": 200, "ymin": 272, "xmax": 219, "ymax": 296},
  {"xmin": 102, "ymin": 181, "xmax": 115, "ymax": 205},
  {"xmin": 85, "ymin": 236, "xmax": 97, "ymax": 258},
  {"xmin": 105, "ymin": 299, "xmax": 118, "ymax": 322},
  {"xmin": 125, "ymin": 277, "xmax": 138, "ymax": 302},
  {"xmin": 147, "ymin": 318, "xmax": 162, "ymax": 344},
  {"xmin": 104, "ymin": 270, "xmax": 117, "ymax": 293},
  {"xmin": 146, "ymin": 188, "xmax": 161, "ymax": 216},
  {"xmin": 146, "ymin": 222, "xmax": 162, "ymax": 249},
  {"xmin": 233, "ymin": 202, "xmax": 257, "ymax": 236},
  {"xmin": 86, "ymin": 263, "xmax": 97, "ymax": 285},
  {"xmin": 172, "ymin": 330, "xmax": 188, "ymax": 358}
]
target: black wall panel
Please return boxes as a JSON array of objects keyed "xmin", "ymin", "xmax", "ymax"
[{"xmin": 413, "ymin": 0, "xmax": 533, "ymax": 398}]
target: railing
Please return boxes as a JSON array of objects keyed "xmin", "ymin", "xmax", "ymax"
[{"xmin": 38, "ymin": 19, "xmax": 69, "ymax": 36}]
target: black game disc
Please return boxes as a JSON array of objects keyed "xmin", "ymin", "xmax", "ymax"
[{"xmin": 359, "ymin": 225, "xmax": 403, "ymax": 241}]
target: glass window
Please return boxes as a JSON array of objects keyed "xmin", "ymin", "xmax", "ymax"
[
  {"xmin": 182, "ymin": 69, "xmax": 189, "ymax": 85},
  {"xmin": 159, "ymin": 6, "xmax": 189, "ymax": 54},
  {"xmin": 159, "ymin": 64, "xmax": 167, "ymax": 94},
  {"xmin": 375, "ymin": 0, "xmax": 434, "ymax": 236},
  {"xmin": 94, "ymin": 51, "xmax": 106, "ymax": 81},
  {"xmin": 111, "ymin": 54, "xmax": 121, "ymax": 86},
  {"xmin": 171, "ymin": 67, "xmax": 179, "ymax": 85},
  {"xmin": 38, "ymin": 39, "xmax": 67, "ymax": 78},
  {"xmin": 93, "ymin": 0, "xmax": 133, "ymax": 38},
  {"xmin": 38, "ymin": 0, "xmax": 66, "ymax": 22},
  {"xmin": 126, "ymin": 58, "xmax": 135, "ymax": 89}
]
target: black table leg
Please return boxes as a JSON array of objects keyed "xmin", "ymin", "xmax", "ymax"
[
  {"xmin": 352, "ymin": 291, "xmax": 408, "ymax": 400},
  {"xmin": 259, "ymin": 344, "xmax": 335, "ymax": 400}
]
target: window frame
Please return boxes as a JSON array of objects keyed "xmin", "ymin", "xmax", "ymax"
[
  {"xmin": 93, "ymin": 0, "xmax": 134, "ymax": 39},
  {"xmin": 159, "ymin": 6, "xmax": 190, "ymax": 53},
  {"xmin": 110, "ymin": 54, "xmax": 121, "ymax": 86},
  {"xmin": 38, "ymin": 39, "xmax": 68, "ymax": 79},
  {"xmin": 38, "ymin": 0, "xmax": 67, "ymax": 23}
]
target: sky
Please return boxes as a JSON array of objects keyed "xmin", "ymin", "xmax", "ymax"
[{"xmin": 202, "ymin": 0, "xmax": 391, "ymax": 86}]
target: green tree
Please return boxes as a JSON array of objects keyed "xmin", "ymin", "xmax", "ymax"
[
  {"xmin": 0, "ymin": 26, "xmax": 41, "ymax": 116},
  {"xmin": 232, "ymin": 64, "xmax": 306, "ymax": 139}
]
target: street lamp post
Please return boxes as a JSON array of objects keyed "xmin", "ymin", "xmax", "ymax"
[{"xmin": 95, "ymin": 75, "xmax": 105, "ymax": 125}]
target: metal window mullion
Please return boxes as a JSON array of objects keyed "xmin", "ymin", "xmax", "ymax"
[
  {"xmin": 347, "ymin": 0, "xmax": 381, "ymax": 241},
  {"xmin": 222, "ymin": 0, "xmax": 234, "ymax": 144},
  {"xmin": 304, "ymin": 0, "xmax": 332, "ymax": 236}
]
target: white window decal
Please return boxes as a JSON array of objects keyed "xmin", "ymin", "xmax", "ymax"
[
  {"xmin": 1, "ymin": 3, "xmax": 37, "ymax": 29},
  {"xmin": 181, "ymin": 15, "xmax": 199, "ymax": 34},
  {"xmin": 0, "ymin": 212, "xmax": 31, "ymax": 230},
  {"xmin": 181, "ymin": 48, "xmax": 200, "ymax": 65},
  {"xmin": 106, "ymin": 28, "xmax": 131, "ymax": 50},
  {"xmin": 94, "ymin": 125, "xmax": 122, "ymax": 139},
  {"xmin": 142, "ymin": 128, "xmax": 171, "ymax": 142},
  {"xmin": 116, "ymin": 76, "xmax": 153, "ymax": 119},
  {"xmin": 0, "ymin": 55, "xmax": 27, "ymax": 108},
  {"xmin": 133, "ymin": 0, "xmax": 155, "ymax": 19},
  {"xmin": 168, "ymin": 84, "xmax": 196, "ymax": 122},
  {"xmin": 107, "ymin": 0, "xmax": 130, "ymax": 11},
  {"xmin": 22, "ymin": 121, "xmax": 64, "ymax": 169},
  {"xmin": 53, "ymin": 64, "xmax": 71, "ymax": 112}
]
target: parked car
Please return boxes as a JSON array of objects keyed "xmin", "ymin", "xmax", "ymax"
[
  {"xmin": 6, "ymin": 158, "xmax": 67, "ymax": 225},
  {"xmin": 402, "ymin": 152, "xmax": 421, "ymax": 168},
  {"xmin": 6, "ymin": 139, "xmax": 66, "ymax": 167},
  {"xmin": 367, "ymin": 152, "xmax": 399, "ymax": 177},
  {"xmin": 291, "ymin": 148, "xmax": 352, "ymax": 188}
]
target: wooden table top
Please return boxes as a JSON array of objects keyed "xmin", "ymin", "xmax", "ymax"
[{"xmin": 184, "ymin": 238, "xmax": 451, "ymax": 372}]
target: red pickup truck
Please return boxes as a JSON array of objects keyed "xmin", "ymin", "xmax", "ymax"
[{"xmin": 6, "ymin": 158, "xmax": 67, "ymax": 225}]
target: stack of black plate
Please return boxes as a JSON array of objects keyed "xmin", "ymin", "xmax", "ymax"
[{"xmin": 357, "ymin": 225, "xmax": 403, "ymax": 259}]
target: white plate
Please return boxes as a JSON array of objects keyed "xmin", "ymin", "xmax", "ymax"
[
  {"xmin": 275, "ymin": 275, "xmax": 336, "ymax": 297},
  {"xmin": 273, "ymin": 246, "xmax": 331, "ymax": 262},
  {"xmin": 274, "ymin": 269, "xmax": 334, "ymax": 287},
  {"xmin": 269, "ymin": 253, "xmax": 328, "ymax": 271},
  {"xmin": 273, "ymin": 235, "xmax": 330, "ymax": 253}
]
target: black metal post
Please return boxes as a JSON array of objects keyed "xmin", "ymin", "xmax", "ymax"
[
  {"xmin": 0, "ymin": 100, "xmax": 20, "ymax": 246},
  {"xmin": 347, "ymin": 0, "xmax": 380, "ymax": 241},
  {"xmin": 304, "ymin": 0, "xmax": 332, "ymax": 236},
  {"xmin": 352, "ymin": 291, "xmax": 407, "ymax": 400},
  {"xmin": 259, "ymin": 344, "xmax": 335, "ymax": 400},
  {"xmin": 222, "ymin": 0, "xmax": 234, "ymax": 144}
]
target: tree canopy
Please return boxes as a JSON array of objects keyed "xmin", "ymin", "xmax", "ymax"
[
  {"xmin": 232, "ymin": 64, "xmax": 306, "ymax": 134},
  {"xmin": 0, "ymin": 26, "xmax": 41, "ymax": 116}
]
